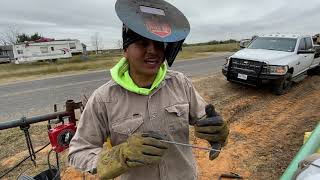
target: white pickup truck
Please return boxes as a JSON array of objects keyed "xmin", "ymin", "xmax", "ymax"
[{"xmin": 222, "ymin": 34, "xmax": 320, "ymax": 95}]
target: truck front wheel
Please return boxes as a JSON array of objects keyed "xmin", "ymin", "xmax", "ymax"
[{"xmin": 272, "ymin": 73, "xmax": 292, "ymax": 95}]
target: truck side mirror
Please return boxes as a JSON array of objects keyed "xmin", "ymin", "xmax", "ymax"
[{"xmin": 239, "ymin": 40, "xmax": 251, "ymax": 49}]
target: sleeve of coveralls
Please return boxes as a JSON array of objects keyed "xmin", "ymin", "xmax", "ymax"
[
  {"xmin": 184, "ymin": 76, "xmax": 207, "ymax": 125},
  {"xmin": 68, "ymin": 90, "xmax": 109, "ymax": 172}
]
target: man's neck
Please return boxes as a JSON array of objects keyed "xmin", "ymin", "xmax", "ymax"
[{"xmin": 129, "ymin": 71, "xmax": 156, "ymax": 88}]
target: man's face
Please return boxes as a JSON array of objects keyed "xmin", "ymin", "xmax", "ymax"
[{"xmin": 124, "ymin": 38, "xmax": 165, "ymax": 77}]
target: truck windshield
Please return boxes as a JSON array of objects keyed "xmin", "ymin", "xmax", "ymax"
[{"xmin": 247, "ymin": 37, "xmax": 297, "ymax": 52}]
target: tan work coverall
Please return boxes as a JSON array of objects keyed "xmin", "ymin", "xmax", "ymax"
[{"xmin": 68, "ymin": 70, "xmax": 207, "ymax": 180}]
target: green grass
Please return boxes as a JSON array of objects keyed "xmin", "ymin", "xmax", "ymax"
[
  {"xmin": 0, "ymin": 43, "xmax": 239, "ymax": 83},
  {"xmin": 0, "ymin": 55, "xmax": 120, "ymax": 80},
  {"xmin": 177, "ymin": 43, "xmax": 239, "ymax": 59}
]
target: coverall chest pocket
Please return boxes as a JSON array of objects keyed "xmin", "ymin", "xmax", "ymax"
[
  {"xmin": 165, "ymin": 103, "xmax": 190, "ymax": 139},
  {"xmin": 111, "ymin": 114, "xmax": 144, "ymax": 144}
]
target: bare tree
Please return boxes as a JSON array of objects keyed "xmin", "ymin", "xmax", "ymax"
[
  {"xmin": 0, "ymin": 35, "xmax": 7, "ymax": 46},
  {"xmin": 91, "ymin": 32, "xmax": 103, "ymax": 54},
  {"xmin": 116, "ymin": 40, "xmax": 123, "ymax": 52},
  {"xmin": 0, "ymin": 26, "xmax": 20, "ymax": 45}
]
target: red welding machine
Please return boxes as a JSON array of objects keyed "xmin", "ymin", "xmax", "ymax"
[{"xmin": 48, "ymin": 122, "xmax": 76, "ymax": 153}]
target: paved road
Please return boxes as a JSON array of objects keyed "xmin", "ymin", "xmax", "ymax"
[{"xmin": 0, "ymin": 53, "xmax": 231, "ymax": 122}]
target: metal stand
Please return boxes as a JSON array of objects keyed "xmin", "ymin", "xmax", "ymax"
[{"xmin": 20, "ymin": 116, "xmax": 36, "ymax": 167}]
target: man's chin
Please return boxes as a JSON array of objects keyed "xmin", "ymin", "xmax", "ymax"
[
  {"xmin": 142, "ymin": 64, "xmax": 161, "ymax": 74},
  {"xmin": 143, "ymin": 69, "xmax": 160, "ymax": 76}
]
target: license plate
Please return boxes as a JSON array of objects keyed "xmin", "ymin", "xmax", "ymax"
[{"xmin": 237, "ymin": 73, "xmax": 248, "ymax": 80}]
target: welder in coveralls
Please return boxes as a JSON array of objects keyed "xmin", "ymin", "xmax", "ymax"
[{"xmin": 68, "ymin": 0, "xmax": 229, "ymax": 179}]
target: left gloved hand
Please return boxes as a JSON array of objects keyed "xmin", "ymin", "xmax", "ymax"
[
  {"xmin": 194, "ymin": 104, "xmax": 229, "ymax": 160},
  {"xmin": 194, "ymin": 115, "xmax": 229, "ymax": 143}
]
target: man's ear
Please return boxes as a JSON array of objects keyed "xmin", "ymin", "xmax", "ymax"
[{"xmin": 123, "ymin": 48, "xmax": 128, "ymax": 59}]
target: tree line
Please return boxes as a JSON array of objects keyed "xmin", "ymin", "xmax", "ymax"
[
  {"xmin": 0, "ymin": 26, "xmax": 43, "ymax": 45},
  {"xmin": 183, "ymin": 39, "xmax": 238, "ymax": 47}
]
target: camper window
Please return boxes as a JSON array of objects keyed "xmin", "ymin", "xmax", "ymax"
[
  {"xmin": 69, "ymin": 43, "xmax": 76, "ymax": 49},
  {"xmin": 17, "ymin": 50, "xmax": 23, "ymax": 54},
  {"xmin": 40, "ymin": 47, "xmax": 48, "ymax": 53},
  {"xmin": 51, "ymin": 47, "xmax": 54, "ymax": 51}
]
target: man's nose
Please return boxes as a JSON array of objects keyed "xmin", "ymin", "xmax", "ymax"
[{"xmin": 146, "ymin": 41, "xmax": 157, "ymax": 53}]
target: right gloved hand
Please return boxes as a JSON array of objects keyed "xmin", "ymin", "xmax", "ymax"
[{"xmin": 97, "ymin": 132, "xmax": 168, "ymax": 179}]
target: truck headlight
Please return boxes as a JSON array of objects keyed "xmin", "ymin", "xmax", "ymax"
[
  {"xmin": 262, "ymin": 65, "xmax": 288, "ymax": 75},
  {"xmin": 225, "ymin": 57, "xmax": 230, "ymax": 67}
]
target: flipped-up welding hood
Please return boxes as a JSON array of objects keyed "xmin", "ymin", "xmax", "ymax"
[{"xmin": 115, "ymin": 0, "xmax": 190, "ymax": 66}]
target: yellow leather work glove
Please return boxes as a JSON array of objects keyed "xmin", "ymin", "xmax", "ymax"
[{"xmin": 97, "ymin": 132, "xmax": 168, "ymax": 179}]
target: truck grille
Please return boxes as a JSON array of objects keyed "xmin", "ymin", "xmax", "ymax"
[
  {"xmin": 227, "ymin": 58, "xmax": 266, "ymax": 86},
  {"xmin": 230, "ymin": 58, "xmax": 265, "ymax": 75}
]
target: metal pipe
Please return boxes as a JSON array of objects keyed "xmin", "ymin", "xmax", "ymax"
[
  {"xmin": 280, "ymin": 122, "xmax": 320, "ymax": 180},
  {"xmin": 0, "ymin": 111, "xmax": 69, "ymax": 130},
  {"xmin": 66, "ymin": 100, "xmax": 76, "ymax": 123}
]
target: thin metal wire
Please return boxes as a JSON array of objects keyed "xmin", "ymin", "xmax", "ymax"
[
  {"xmin": 310, "ymin": 163, "xmax": 320, "ymax": 169},
  {"xmin": 159, "ymin": 140, "xmax": 221, "ymax": 152}
]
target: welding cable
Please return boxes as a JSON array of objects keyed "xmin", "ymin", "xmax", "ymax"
[
  {"xmin": 47, "ymin": 149, "xmax": 54, "ymax": 176},
  {"xmin": 0, "ymin": 142, "xmax": 51, "ymax": 179},
  {"xmin": 47, "ymin": 149, "xmax": 61, "ymax": 180},
  {"xmin": 47, "ymin": 164, "xmax": 60, "ymax": 180}
]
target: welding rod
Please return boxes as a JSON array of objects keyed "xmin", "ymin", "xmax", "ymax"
[{"xmin": 159, "ymin": 139, "xmax": 221, "ymax": 152}]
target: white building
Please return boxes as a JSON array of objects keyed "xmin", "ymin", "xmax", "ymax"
[{"xmin": 6, "ymin": 38, "xmax": 84, "ymax": 64}]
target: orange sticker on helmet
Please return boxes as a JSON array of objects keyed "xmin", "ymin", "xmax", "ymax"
[{"xmin": 145, "ymin": 19, "xmax": 172, "ymax": 38}]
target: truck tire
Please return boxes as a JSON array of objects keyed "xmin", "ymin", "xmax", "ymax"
[
  {"xmin": 314, "ymin": 66, "xmax": 320, "ymax": 75},
  {"xmin": 308, "ymin": 66, "xmax": 320, "ymax": 75},
  {"xmin": 272, "ymin": 73, "xmax": 292, "ymax": 95}
]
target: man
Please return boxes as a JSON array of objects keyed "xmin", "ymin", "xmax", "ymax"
[{"xmin": 68, "ymin": 0, "xmax": 229, "ymax": 179}]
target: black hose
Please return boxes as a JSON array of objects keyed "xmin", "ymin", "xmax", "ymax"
[
  {"xmin": 0, "ymin": 142, "xmax": 50, "ymax": 179},
  {"xmin": 47, "ymin": 149, "xmax": 61, "ymax": 180},
  {"xmin": 47, "ymin": 149, "xmax": 55, "ymax": 176}
]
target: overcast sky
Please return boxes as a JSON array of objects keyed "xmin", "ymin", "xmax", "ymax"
[{"xmin": 1, "ymin": 0, "xmax": 320, "ymax": 49}]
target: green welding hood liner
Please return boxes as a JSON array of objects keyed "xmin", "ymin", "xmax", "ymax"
[{"xmin": 115, "ymin": 0, "xmax": 191, "ymax": 66}]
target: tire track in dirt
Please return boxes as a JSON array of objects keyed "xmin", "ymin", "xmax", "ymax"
[{"xmin": 193, "ymin": 75, "xmax": 320, "ymax": 180}]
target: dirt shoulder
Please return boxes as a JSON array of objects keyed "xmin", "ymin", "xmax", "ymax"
[
  {"xmin": 192, "ymin": 73, "xmax": 320, "ymax": 180},
  {"xmin": 1, "ymin": 73, "xmax": 319, "ymax": 179}
]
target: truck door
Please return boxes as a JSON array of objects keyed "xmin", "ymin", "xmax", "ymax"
[
  {"xmin": 296, "ymin": 38, "xmax": 313, "ymax": 74},
  {"xmin": 305, "ymin": 37, "xmax": 317, "ymax": 69},
  {"xmin": 307, "ymin": 37, "xmax": 320, "ymax": 67}
]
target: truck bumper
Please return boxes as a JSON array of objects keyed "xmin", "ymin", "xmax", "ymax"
[
  {"xmin": 222, "ymin": 66, "xmax": 228, "ymax": 76},
  {"xmin": 223, "ymin": 68, "xmax": 286, "ymax": 86}
]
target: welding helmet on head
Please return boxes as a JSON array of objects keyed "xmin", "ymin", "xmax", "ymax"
[{"xmin": 115, "ymin": 0, "xmax": 190, "ymax": 67}]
